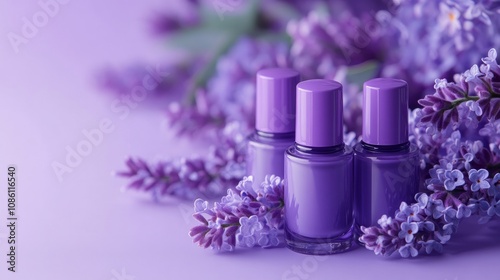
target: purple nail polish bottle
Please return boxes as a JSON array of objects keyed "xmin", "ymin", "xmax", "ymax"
[
  {"xmin": 285, "ymin": 79, "xmax": 354, "ymax": 255},
  {"xmin": 247, "ymin": 68, "xmax": 300, "ymax": 185},
  {"xmin": 354, "ymin": 78, "xmax": 420, "ymax": 239}
]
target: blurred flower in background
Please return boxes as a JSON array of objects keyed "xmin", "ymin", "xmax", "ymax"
[
  {"xmin": 379, "ymin": 0, "xmax": 500, "ymax": 105},
  {"xmin": 100, "ymin": 0, "xmax": 500, "ymax": 200}
]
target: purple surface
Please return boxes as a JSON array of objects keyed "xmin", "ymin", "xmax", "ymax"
[{"xmin": 1, "ymin": 1, "xmax": 499, "ymax": 280}]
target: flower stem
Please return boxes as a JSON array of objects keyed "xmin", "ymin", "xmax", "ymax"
[
  {"xmin": 450, "ymin": 96, "xmax": 479, "ymax": 107},
  {"xmin": 222, "ymin": 223, "xmax": 240, "ymax": 228}
]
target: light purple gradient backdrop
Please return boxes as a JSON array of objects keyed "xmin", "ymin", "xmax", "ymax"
[{"xmin": 0, "ymin": 1, "xmax": 499, "ymax": 280}]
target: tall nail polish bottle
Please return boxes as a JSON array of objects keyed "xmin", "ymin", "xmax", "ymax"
[
  {"xmin": 285, "ymin": 79, "xmax": 354, "ymax": 255},
  {"xmin": 247, "ymin": 68, "xmax": 300, "ymax": 185},
  {"xmin": 354, "ymin": 78, "xmax": 420, "ymax": 237}
]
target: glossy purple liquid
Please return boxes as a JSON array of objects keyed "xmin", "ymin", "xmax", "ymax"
[
  {"xmin": 247, "ymin": 132, "xmax": 295, "ymax": 185},
  {"xmin": 284, "ymin": 145, "xmax": 354, "ymax": 255},
  {"xmin": 354, "ymin": 142, "xmax": 420, "ymax": 239}
]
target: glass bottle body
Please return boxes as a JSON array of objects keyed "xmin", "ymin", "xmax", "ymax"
[
  {"xmin": 284, "ymin": 145, "xmax": 354, "ymax": 255},
  {"xmin": 354, "ymin": 142, "xmax": 420, "ymax": 239},
  {"xmin": 247, "ymin": 132, "xmax": 295, "ymax": 184}
]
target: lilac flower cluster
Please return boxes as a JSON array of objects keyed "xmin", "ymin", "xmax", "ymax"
[
  {"xmin": 361, "ymin": 48, "xmax": 500, "ymax": 258},
  {"xmin": 414, "ymin": 48, "xmax": 500, "ymax": 172},
  {"xmin": 116, "ymin": 122, "xmax": 247, "ymax": 200},
  {"xmin": 380, "ymin": 0, "xmax": 500, "ymax": 101},
  {"xmin": 148, "ymin": 4, "xmax": 199, "ymax": 36},
  {"xmin": 189, "ymin": 175, "xmax": 285, "ymax": 251},
  {"xmin": 101, "ymin": 0, "xmax": 500, "ymax": 136},
  {"xmin": 361, "ymin": 193, "xmax": 450, "ymax": 257},
  {"xmin": 287, "ymin": 9, "xmax": 383, "ymax": 80},
  {"xmin": 104, "ymin": 1, "xmax": 500, "ymax": 257},
  {"xmin": 97, "ymin": 63, "xmax": 193, "ymax": 98},
  {"xmin": 187, "ymin": 49, "xmax": 500, "ymax": 256},
  {"xmin": 166, "ymin": 37, "xmax": 290, "ymax": 135},
  {"xmin": 286, "ymin": 8, "xmax": 373, "ymax": 135},
  {"xmin": 361, "ymin": 167, "xmax": 499, "ymax": 258},
  {"xmin": 469, "ymin": 171, "xmax": 500, "ymax": 224}
]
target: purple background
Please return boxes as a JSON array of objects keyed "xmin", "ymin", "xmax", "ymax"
[{"xmin": 0, "ymin": 1, "xmax": 499, "ymax": 279}]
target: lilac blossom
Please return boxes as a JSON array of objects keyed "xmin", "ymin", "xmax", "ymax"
[
  {"xmin": 379, "ymin": 0, "xmax": 500, "ymax": 104},
  {"xmin": 361, "ymin": 48, "xmax": 500, "ymax": 258},
  {"xmin": 360, "ymin": 177, "xmax": 493, "ymax": 258},
  {"xmin": 287, "ymin": 9, "xmax": 384, "ymax": 80},
  {"xmin": 103, "ymin": 2, "xmax": 500, "ymax": 258},
  {"xmin": 148, "ymin": 8, "xmax": 199, "ymax": 36},
  {"xmin": 486, "ymin": 199, "xmax": 500, "ymax": 217},
  {"xmin": 167, "ymin": 37, "xmax": 290, "ymax": 135},
  {"xmin": 419, "ymin": 240, "xmax": 443, "ymax": 254},
  {"xmin": 414, "ymin": 48, "xmax": 500, "ymax": 176},
  {"xmin": 97, "ymin": 63, "xmax": 191, "ymax": 98},
  {"xmin": 399, "ymin": 244, "xmax": 419, "ymax": 258},
  {"xmin": 396, "ymin": 202, "xmax": 421, "ymax": 222},
  {"xmin": 456, "ymin": 204, "xmax": 472, "ymax": 219},
  {"xmin": 489, "ymin": 173, "xmax": 500, "ymax": 196},
  {"xmin": 464, "ymin": 64, "xmax": 483, "ymax": 83},
  {"xmin": 443, "ymin": 169, "xmax": 465, "ymax": 191},
  {"xmin": 116, "ymin": 122, "xmax": 247, "ymax": 200},
  {"xmin": 469, "ymin": 169, "xmax": 490, "ymax": 191},
  {"xmin": 189, "ymin": 175, "xmax": 285, "ymax": 251},
  {"xmin": 399, "ymin": 222, "xmax": 419, "ymax": 242}
]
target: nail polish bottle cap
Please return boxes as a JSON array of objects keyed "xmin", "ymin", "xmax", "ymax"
[
  {"xmin": 362, "ymin": 78, "xmax": 409, "ymax": 146},
  {"xmin": 296, "ymin": 79, "xmax": 343, "ymax": 147},
  {"xmin": 256, "ymin": 68, "xmax": 300, "ymax": 133}
]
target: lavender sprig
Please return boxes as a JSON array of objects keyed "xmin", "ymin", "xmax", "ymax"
[
  {"xmin": 116, "ymin": 122, "xmax": 247, "ymax": 200},
  {"xmin": 189, "ymin": 175, "xmax": 285, "ymax": 251},
  {"xmin": 166, "ymin": 37, "xmax": 291, "ymax": 136},
  {"xmin": 166, "ymin": 89, "xmax": 227, "ymax": 136},
  {"xmin": 417, "ymin": 60, "xmax": 500, "ymax": 132},
  {"xmin": 411, "ymin": 49, "xmax": 500, "ymax": 174},
  {"xmin": 361, "ymin": 48, "xmax": 500, "ymax": 258},
  {"xmin": 287, "ymin": 9, "xmax": 383, "ymax": 80},
  {"xmin": 98, "ymin": 63, "xmax": 192, "ymax": 98},
  {"xmin": 361, "ymin": 169, "xmax": 499, "ymax": 258},
  {"xmin": 380, "ymin": 0, "xmax": 500, "ymax": 104},
  {"xmin": 148, "ymin": 8, "xmax": 199, "ymax": 36}
]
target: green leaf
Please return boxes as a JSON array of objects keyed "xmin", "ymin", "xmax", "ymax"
[
  {"xmin": 185, "ymin": 31, "xmax": 240, "ymax": 105},
  {"xmin": 256, "ymin": 31, "xmax": 291, "ymax": 45},
  {"xmin": 166, "ymin": 0, "xmax": 259, "ymax": 54},
  {"xmin": 198, "ymin": 0, "xmax": 258, "ymax": 31},
  {"xmin": 345, "ymin": 60, "xmax": 379, "ymax": 86},
  {"xmin": 259, "ymin": 1, "xmax": 301, "ymax": 25},
  {"xmin": 167, "ymin": 27, "xmax": 231, "ymax": 54}
]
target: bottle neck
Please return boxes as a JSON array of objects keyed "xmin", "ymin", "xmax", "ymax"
[
  {"xmin": 256, "ymin": 130, "xmax": 295, "ymax": 139},
  {"xmin": 295, "ymin": 143, "xmax": 344, "ymax": 154},
  {"xmin": 360, "ymin": 141, "xmax": 410, "ymax": 153}
]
